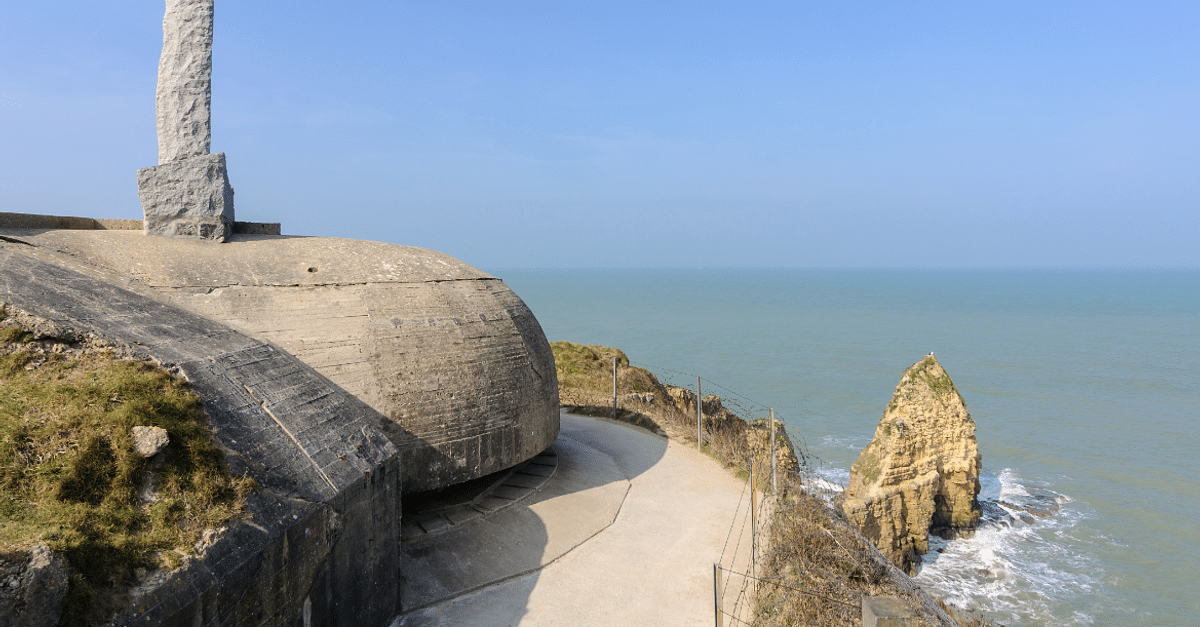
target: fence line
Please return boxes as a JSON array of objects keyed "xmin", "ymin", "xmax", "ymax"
[
  {"xmin": 600, "ymin": 356, "xmax": 892, "ymax": 626},
  {"xmin": 615, "ymin": 357, "xmax": 849, "ymax": 498},
  {"xmin": 718, "ymin": 565, "xmax": 859, "ymax": 610}
]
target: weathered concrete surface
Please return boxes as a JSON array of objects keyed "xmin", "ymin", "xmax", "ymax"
[
  {"xmin": 838, "ymin": 355, "xmax": 982, "ymax": 575},
  {"xmin": 397, "ymin": 413, "xmax": 759, "ymax": 627},
  {"xmin": 0, "ymin": 244, "xmax": 401, "ymax": 626},
  {"xmin": 138, "ymin": 152, "xmax": 235, "ymax": 242},
  {"xmin": 156, "ymin": 0, "xmax": 213, "ymax": 164},
  {"xmin": 0, "ymin": 229, "xmax": 559, "ymax": 493}
]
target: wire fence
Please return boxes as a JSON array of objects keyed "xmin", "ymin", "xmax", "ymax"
[
  {"xmin": 592, "ymin": 357, "xmax": 912, "ymax": 627},
  {"xmin": 708, "ymin": 462, "xmax": 872, "ymax": 627},
  {"xmin": 624, "ymin": 358, "xmax": 848, "ymax": 500}
]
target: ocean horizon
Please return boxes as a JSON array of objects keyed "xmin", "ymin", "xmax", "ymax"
[{"xmin": 492, "ymin": 267, "xmax": 1199, "ymax": 627}]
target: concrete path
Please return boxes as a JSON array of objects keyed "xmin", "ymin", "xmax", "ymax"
[{"xmin": 397, "ymin": 413, "xmax": 759, "ymax": 626}]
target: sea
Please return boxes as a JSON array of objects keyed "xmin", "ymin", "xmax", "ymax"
[{"xmin": 491, "ymin": 268, "xmax": 1199, "ymax": 627}]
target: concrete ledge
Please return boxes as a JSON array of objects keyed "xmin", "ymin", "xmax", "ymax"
[
  {"xmin": 232, "ymin": 221, "xmax": 281, "ymax": 235},
  {"xmin": 0, "ymin": 212, "xmax": 280, "ymax": 235},
  {"xmin": 0, "ymin": 211, "xmax": 143, "ymax": 231}
]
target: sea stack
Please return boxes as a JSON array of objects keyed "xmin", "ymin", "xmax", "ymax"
[{"xmin": 838, "ymin": 355, "xmax": 982, "ymax": 574}]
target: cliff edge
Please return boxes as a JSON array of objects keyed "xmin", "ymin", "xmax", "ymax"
[{"xmin": 839, "ymin": 355, "xmax": 982, "ymax": 574}]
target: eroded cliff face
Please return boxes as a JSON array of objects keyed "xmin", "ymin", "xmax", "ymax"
[{"xmin": 839, "ymin": 355, "xmax": 982, "ymax": 574}]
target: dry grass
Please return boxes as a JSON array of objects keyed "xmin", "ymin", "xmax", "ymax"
[
  {"xmin": 0, "ymin": 306, "xmax": 254, "ymax": 626},
  {"xmin": 551, "ymin": 340, "xmax": 773, "ymax": 475},
  {"xmin": 755, "ymin": 486, "xmax": 974, "ymax": 627}
]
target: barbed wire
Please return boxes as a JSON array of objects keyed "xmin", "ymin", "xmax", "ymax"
[
  {"xmin": 720, "ymin": 471, "xmax": 751, "ymax": 567},
  {"xmin": 723, "ymin": 488, "xmax": 752, "ymax": 604},
  {"xmin": 623, "ymin": 358, "xmax": 854, "ymax": 480},
  {"xmin": 718, "ymin": 566, "xmax": 860, "ymax": 610},
  {"xmin": 717, "ymin": 609, "xmax": 756, "ymax": 627},
  {"xmin": 628, "ymin": 359, "xmax": 772, "ymax": 414}
]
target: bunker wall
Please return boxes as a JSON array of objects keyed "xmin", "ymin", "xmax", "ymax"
[{"xmin": 0, "ymin": 245, "xmax": 402, "ymax": 626}]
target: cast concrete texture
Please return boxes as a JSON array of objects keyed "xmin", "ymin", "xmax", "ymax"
[
  {"xmin": 0, "ymin": 228, "xmax": 559, "ymax": 493},
  {"xmin": 397, "ymin": 413, "xmax": 760, "ymax": 626},
  {"xmin": 138, "ymin": 152, "xmax": 235, "ymax": 241},
  {"xmin": 157, "ymin": 0, "xmax": 213, "ymax": 164},
  {"xmin": 0, "ymin": 244, "xmax": 402, "ymax": 626}
]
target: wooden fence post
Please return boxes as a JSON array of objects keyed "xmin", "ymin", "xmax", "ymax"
[{"xmin": 770, "ymin": 408, "xmax": 777, "ymax": 493}]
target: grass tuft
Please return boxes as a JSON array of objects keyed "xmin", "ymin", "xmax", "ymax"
[{"xmin": 1, "ymin": 327, "xmax": 254, "ymax": 626}]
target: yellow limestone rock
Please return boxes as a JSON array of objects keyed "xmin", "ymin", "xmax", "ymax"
[{"xmin": 839, "ymin": 355, "xmax": 982, "ymax": 574}]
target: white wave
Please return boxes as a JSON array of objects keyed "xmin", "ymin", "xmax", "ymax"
[
  {"xmin": 998, "ymin": 467, "xmax": 1030, "ymax": 499},
  {"xmin": 807, "ymin": 477, "xmax": 844, "ymax": 494},
  {"xmin": 914, "ymin": 469, "xmax": 1103, "ymax": 626},
  {"xmin": 819, "ymin": 434, "xmax": 871, "ymax": 451}
]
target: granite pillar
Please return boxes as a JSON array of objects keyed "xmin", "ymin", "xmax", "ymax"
[{"xmin": 138, "ymin": 0, "xmax": 234, "ymax": 242}]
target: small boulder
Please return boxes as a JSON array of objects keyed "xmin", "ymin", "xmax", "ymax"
[{"xmin": 132, "ymin": 426, "xmax": 170, "ymax": 457}]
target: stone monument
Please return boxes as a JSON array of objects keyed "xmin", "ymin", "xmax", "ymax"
[{"xmin": 136, "ymin": 0, "xmax": 235, "ymax": 242}]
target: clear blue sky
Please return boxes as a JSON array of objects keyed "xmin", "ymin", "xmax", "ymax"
[{"xmin": 3, "ymin": 2, "xmax": 1197, "ymax": 268}]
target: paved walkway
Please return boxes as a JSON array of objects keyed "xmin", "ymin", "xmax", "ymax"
[{"xmin": 396, "ymin": 413, "xmax": 759, "ymax": 626}]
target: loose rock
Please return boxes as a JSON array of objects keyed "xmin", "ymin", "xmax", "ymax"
[{"xmin": 133, "ymin": 425, "xmax": 170, "ymax": 457}]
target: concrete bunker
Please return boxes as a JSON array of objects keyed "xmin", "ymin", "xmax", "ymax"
[
  {"xmin": 1, "ymin": 227, "xmax": 560, "ymax": 493},
  {"xmin": 1, "ymin": 221, "xmax": 562, "ymax": 624}
]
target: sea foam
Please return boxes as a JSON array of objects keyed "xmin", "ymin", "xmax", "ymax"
[{"xmin": 914, "ymin": 468, "xmax": 1104, "ymax": 626}]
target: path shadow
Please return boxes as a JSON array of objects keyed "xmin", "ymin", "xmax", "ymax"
[{"xmin": 395, "ymin": 413, "xmax": 669, "ymax": 625}]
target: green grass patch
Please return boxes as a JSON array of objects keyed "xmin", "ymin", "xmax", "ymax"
[
  {"xmin": 912, "ymin": 356, "xmax": 959, "ymax": 400},
  {"xmin": 1, "ymin": 330, "xmax": 253, "ymax": 626},
  {"xmin": 550, "ymin": 341, "xmax": 660, "ymax": 394}
]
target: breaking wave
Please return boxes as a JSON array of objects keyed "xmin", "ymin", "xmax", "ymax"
[{"xmin": 914, "ymin": 468, "xmax": 1106, "ymax": 626}]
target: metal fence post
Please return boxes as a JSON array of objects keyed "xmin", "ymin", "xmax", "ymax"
[
  {"xmin": 750, "ymin": 457, "xmax": 757, "ymax": 559},
  {"xmin": 612, "ymin": 356, "xmax": 617, "ymax": 420},
  {"xmin": 714, "ymin": 563, "xmax": 723, "ymax": 627}
]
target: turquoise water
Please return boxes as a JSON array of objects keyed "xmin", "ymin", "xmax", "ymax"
[{"xmin": 493, "ymin": 268, "xmax": 1200, "ymax": 627}]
